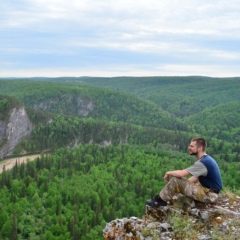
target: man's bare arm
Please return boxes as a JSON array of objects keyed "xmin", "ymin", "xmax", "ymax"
[
  {"xmin": 188, "ymin": 176, "xmax": 199, "ymax": 183},
  {"xmin": 164, "ymin": 169, "xmax": 190, "ymax": 182}
]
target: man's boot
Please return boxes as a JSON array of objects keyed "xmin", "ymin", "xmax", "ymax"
[{"xmin": 146, "ymin": 194, "xmax": 167, "ymax": 208}]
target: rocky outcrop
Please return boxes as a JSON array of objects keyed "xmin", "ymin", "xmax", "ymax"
[
  {"xmin": 103, "ymin": 193, "xmax": 240, "ymax": 239},
  {"xmin": 32, "ymin": 95, "xmax": 94, "ymax": 117},
  {"xmin": 0, "ymin": 107, "xmax": 33, "ymax": 157}
]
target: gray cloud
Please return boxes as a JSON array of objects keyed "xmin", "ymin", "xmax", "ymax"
[{"xmin": 1, "ymin": 0, "xmax": 240, "ymax": 77}]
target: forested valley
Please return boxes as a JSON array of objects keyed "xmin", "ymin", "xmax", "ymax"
[{"xmin": 0, "ymin": 76, "xmax": 240, "ymax": 239}]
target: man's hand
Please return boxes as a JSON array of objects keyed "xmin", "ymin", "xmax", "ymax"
[
  {"xmin": 164, "ymin": 173, "xmax": 170, "ymax": 182},
  {"xmin": 163, "ymin": 170, "xmax": 190, "ymax": 183}
]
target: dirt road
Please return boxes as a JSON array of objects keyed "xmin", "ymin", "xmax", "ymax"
[{"xmin": 0, "ymin": 154, "xmax": 40, "ymax": 173}]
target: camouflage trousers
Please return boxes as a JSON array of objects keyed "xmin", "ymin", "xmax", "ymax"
[{"xmin": 159, "ymin": 177, "xmax": 219, "ymax": 203}]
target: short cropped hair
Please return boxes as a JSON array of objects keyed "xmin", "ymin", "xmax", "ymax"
[{"xmin": 191, "ymin": 137, "xmax": 207, "ymax": 151}]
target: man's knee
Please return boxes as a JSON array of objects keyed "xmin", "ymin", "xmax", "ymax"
[{"xmin": 168, "ymin": 177, "xmax": 185, "ymax": 185}]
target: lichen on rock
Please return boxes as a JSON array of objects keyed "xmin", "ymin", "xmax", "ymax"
[{"xmin": 103, "ymin": 193, "xmax": 240, "ymax": 240}]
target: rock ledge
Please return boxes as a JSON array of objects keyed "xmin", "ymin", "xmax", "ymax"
[{"xmin": 103, "ymin": 193, "xmax": 240, "ymax": 240}]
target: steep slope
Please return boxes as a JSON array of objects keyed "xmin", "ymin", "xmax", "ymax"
[
  {"xmin": 15, "ymin": 114, "xmax": 192, "ymax": 154},
  {"xmin": 0, "ymin": 96, "xmax": 33, "ymax": 157},
  {"xmin": 0, "ymin": 95, "xmax": 53, "ymax": 157},
  {"xmin": 184, "ymin": 102, "xmax": 240, "ymax": 142}
]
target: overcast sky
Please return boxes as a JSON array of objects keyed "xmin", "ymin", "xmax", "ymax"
[{"xmin": 1, "ymin": 0, "xmax": 240, "ymax": 77}]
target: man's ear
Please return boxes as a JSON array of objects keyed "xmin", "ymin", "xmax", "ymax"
[{"xmin": 198, "ymin": 146, "xmax": 203, "ymax": 152}]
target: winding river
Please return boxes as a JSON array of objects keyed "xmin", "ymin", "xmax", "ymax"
[{"xmin": 0, "ymin": 154, "xmax": 41, "ymax": 173}]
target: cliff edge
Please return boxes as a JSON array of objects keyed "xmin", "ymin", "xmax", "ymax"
[
  {"xmin": 0, "ymin": 106, "xmax": 33, "ymax": 158},
  {"xmin": 103, "ymin": 192, "xmax": 240, "ymax": 240}
]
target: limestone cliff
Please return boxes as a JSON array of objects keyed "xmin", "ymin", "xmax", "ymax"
[
  {"xmin": 32, "ymin": 95, "xmax": 94, "ymax": 117},
  {"xmin": 103, "ymin": 193, "xmax": 240, "ymax": 240},
  {"xmin": 0, "ymin": 107, "xmax": 33, "ymax": 158}
]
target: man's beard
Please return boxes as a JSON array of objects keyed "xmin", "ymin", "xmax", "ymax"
[{"xmin": 190, "ymin": 151, "xmax": 198, "ymax": 156}]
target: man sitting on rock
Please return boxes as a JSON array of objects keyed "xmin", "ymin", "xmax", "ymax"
[{"xmin": 146, "ymin": 137, "xmax": 223, "ymax": 208}]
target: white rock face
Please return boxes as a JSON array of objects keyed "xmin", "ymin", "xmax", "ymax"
[
  {"xmin": 32, "ymin": 95, "xmax": 94, "ymax": 117},
  {"xmin": 0, "ymin": 107, "xmax": 33, "ymax": 157}
]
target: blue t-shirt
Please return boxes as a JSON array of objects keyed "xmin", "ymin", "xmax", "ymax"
[{"xmin": 187, "ymin": 155, "xmax": 223, "ymax": 192}]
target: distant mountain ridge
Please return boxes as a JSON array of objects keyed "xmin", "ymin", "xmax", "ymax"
[{"xmin": 2, "ymin": 76, "xmax": 239, "ymax": 118}]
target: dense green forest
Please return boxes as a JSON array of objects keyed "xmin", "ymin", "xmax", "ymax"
[
  {"xmin": 0, "ymin": 76, "xmax": 240, "ymax": 239},
  {"xmin": 27, "ymin": 76, "xmax": 240, "ymax": 118},
  {"xmin": 0, "ymin": 80, "xmax": 184, "ymax": 131},
  {"xmin": 1, "ymin": 145, "xmax": 240, "ymax": 239}
]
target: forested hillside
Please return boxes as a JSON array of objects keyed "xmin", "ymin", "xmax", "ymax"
[
  {"xmin": 78, "ymin": 76, "xmax": 240, "ymax": 118},
  {"xmin": 26, "ymin": 76, "xmax": 240, "ymax": 118},
  {"xmin": 185, "ymin": 102, "xmax": 240, "ymax": 142},
  {"xmin": 0, "ymin": 76, "xmax": 240, "ymax": 239},
  {"xmin": 0, "ymin": 80, "xmax": 184, "ymax": 131}
]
